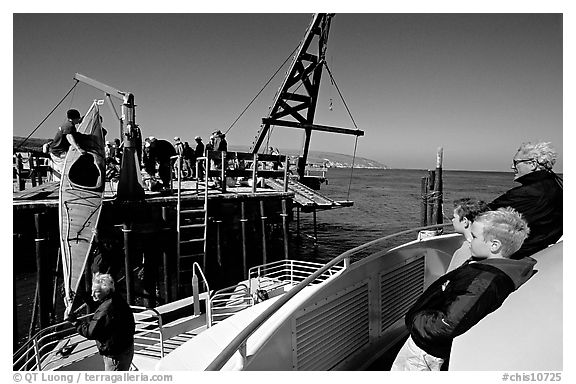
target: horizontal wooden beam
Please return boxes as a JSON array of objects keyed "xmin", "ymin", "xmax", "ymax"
[{"xmin": 262, "ymin": 118, "xmax": 364, "ymax": 137}]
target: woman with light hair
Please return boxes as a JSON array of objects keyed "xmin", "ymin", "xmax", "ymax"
[
  {"xmin": 489, "ymin": 141, "xmax": 562, "ymax": 259},
  {"xmin": 66, "ymin": 273, "xmax": 135, "ymax": 371}
]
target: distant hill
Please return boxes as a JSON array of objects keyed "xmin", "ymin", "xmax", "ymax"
[
  {"xmin": 229, "ymin": 145, "xmax": 388, "ymax": 169},
  {"xmin": 12, "ymin": 136, "xmax": 388, "ymax": 169}
]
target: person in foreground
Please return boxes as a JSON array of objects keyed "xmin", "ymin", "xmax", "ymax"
[
  {"xmin": 446, "ymin": 197, "xmax": 490, "ymax": 273},
  {"xmin": 490, "ymin": 141, "xmax": 562, "ymax": 259},
  {"xmin": 66, "ymin": 273, "xmax": 135, "ymax": 371},
  {"xmin": 391, "ymin": 207, "xmax": 535, "ymax": 371}
]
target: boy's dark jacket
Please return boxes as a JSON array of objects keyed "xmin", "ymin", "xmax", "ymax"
[{"xmin": 406, "ymin": 257, "xmax": 536, "ymax": 359}]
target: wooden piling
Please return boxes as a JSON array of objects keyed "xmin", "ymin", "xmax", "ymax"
[
  {"xmin": 259, "ymin": 201, "xmax": 267, "ymax": 265},
  {"xmin": 426, "ymin": 170, "xmax": 435, "ymax": 226},
  {"xmin": 433, "ymin": 147, "xmax": 444, "ymax": 224},
  {"xmin": 122, "ymin": 224, "xmax": 134, "ymax": 305},
  {"xmin": 281, "ymin": 199, "xmax": 289, "ymax": 260},
  {"xmin": 161, "ymin": 207, "xmax": 171, "ymax": 302},
  {"xmin": 420, "ymin": 177, "xmax": 428, "ymax": 226},
  {"xmin": 34, "ymin": 213, "xmax": 50, "ymax": 329},
  {"xmin": 215, "ymin": 218, "xmax": 222, "ymax": 267},
  {"xmin": 240, "ymin": 202, "xmax": 248, "ymax": 278}
]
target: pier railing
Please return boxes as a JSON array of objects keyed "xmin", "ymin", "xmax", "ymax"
[{"xmin": 205, "ymin": 151, "xmax": 290, "ymax": 193}]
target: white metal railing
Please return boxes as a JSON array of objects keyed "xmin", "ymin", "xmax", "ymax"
[
  {"xmin": 210, "ymin": 284, "xmax": 254, "ymax": 325},
  {"xmin": 131, "ymin": 306, "xmax": 165, "ymax": 359},
  {"xmin": 248, "ymin": 259, "xmax": 346, "ymax": 294},
  {"xmin": 13, "ymin": 305, "xmax": 165, "ymax": 371}
]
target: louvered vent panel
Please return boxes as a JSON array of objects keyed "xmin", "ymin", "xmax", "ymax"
[
  {"xmin": 294, "ymin": 282, "xmax": 369, "ymax": 370},
  {"xmin": 380, "ymin": 256, "xmax": 425, "ymax": 332}
]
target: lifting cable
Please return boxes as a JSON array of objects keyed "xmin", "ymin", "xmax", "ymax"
[
  {"xmin": 224, "ymin": 44, "xmax": 301, "ymax": 136},
  {"xmin": 323, "ymin": 62, "xmax": 360, "ymax": 201},
  {"xmin": 15, "ymin": 80, "xmax": 80, "ymax": 151}
]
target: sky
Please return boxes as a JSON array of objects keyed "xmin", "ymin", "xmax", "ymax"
[{"xmin": 11, "ymin": 8, "xmax": 565, "ymax": 172}]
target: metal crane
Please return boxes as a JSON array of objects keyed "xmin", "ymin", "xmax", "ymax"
[
  {"xmin": 249, "ymin": 13, "xmax": 364, "ymax": 182},
  {"xmin": 74, "ymin": 73, "xmax": 145, "ymax": 201}
]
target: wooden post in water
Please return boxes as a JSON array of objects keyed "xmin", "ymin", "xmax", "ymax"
[
  {"xmin": 259, "ymin": 201, "xmax": 267, "ymax": 265},
  {"xmin": 420, "ymin": 177, "xmax": 428, "ymax": 226},
  {"xmin": 240, "ymin": 202, "xmax": 248, "ymax": 279},
  {"xmin": 215, "ymin": 218, "xmax": 222, "ymax": 267},
  {"xmin": 433, "ymin": 147, "xmax": 444, "ymax": 224},
  {"xmin": 122, "ymin": 224, "xmax": 134, "ymax": 305},
  {"xmin": 281, "ymin": 199, "xmax": 289, "ymax": 260},
  {"xmin": 426, "ymin": 170, "xmax": 435, "ymax": 226},
  {"xmin": 161, "ymin": 207, "xmax": 171, "ymax": 302},
  {"xmin": 34, "ymin": 213, "xmax": 50, "ymax": 329}
]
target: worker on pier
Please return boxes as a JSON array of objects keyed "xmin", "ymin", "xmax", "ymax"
[
  {"xmin": 194, "ymin": 136, "xmax": 205, "ymax": 179},
  {"xmin": 49, "ymin": 109, "xmax": 84, "ymax": 181},
  {"xmin": 144, "ymin": 137, "xmax": 176, "ymax": 189}
]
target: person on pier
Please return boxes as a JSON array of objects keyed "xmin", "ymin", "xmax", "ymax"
[
  {"xmin": 392, "ymin": 208, "xmax": 534, "ymax": 371},
  {"xmin": 48, "ymin": 109, "xmax": 85, "ymax": 181},
  {"xmin": 489, "ymin": 141, "xmax": 562, "ymax": 259}
]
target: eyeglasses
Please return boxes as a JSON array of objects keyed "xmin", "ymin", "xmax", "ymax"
[{"xmin": 512, "ymin": 158, "xmax": 534, "ymax": 168}]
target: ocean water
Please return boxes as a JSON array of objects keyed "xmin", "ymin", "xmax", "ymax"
[{"xmin": 292, "ymin": 168, "xmax": 516, "ymax": 263}]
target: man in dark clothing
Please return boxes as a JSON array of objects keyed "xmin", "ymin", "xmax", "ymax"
[
  {"xmin": 489, "ymin": 142, "xmax": 562, "ymax": 259},
  {"xmin": 392, "ymin": 208, "xmax": 534, "ymax": 370},
  {"xmin": 194, "ymin": 136, "xmax": 205, "ymax": 179},
  {"xmin": 66, "ymin": 273, "xmax": 135, "ymax": 371},
  {"xmin": 147, "ymin": 137, "xmax": 176, "ymax": 188},
  {"xmin": 49, "ymin": 109, "xmax": 85, "ymax": 180}
]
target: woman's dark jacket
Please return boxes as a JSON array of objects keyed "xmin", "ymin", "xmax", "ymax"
[
  {"xmin": 406, "ymin": 257, "xmax": 536, "ymax": 359},
  {"xmin": 75, "ymin": 292, "xmax": 135, "ymax": 357},
  {"xmin": 489, "ymin": 170, "xmax": 562, "ymax": 259}
]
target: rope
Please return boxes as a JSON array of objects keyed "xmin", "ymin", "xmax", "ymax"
[
  {"xmin": 323, "ymin": 62, "xmax": 361, "ymax": 201},
  {"xmin": 15, "ymin": 80, "xmax": 80, "ymax": 151},
  {"xmin": 224, "ymin": 44, "xmax": 300, "ymax": 135}
]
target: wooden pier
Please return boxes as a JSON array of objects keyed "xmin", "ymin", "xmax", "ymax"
[{"xmin": 13, "ymin": 151, "xmax": 351, "ymax": 348}]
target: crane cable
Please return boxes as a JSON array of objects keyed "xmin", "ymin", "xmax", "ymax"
[
  {"xmin": 323, "ymin": 62, "xmax": 360, "ymax": 201},
  {"xmin": 16, "ymin": 80, "xmax": 80, "ymax": 151},
  {"xmin": 224, "ymin": 44, "xmax": 300, "ymax": 136}
]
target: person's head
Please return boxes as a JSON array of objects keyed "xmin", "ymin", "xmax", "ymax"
[
  {"xmin": 174, "ymin": 136, "xmax": 181, "ymax": 143},
  {"xmin": 105, "ymin": 141, "xmax": 111, "ymax": 147},
  {"xmin": 451, "ymin": 198, "xmax": 490, "ymax": 239},
  {"xmin": 469, "ymin": 207, "xmax": 530, "ymax": 259},
  {"xmin": 67, "ymin": 109, "xmax": 82, "ymax": 124},
  {"xmin": 195, "ymin": 136, "xmax": 202, "ymax": 142},
  {"xmin": 91, "ymin": 273, "xmax": 115, "ymax": 302},
  {"xmin": 512, "ymin": 142, "xmax": 557, "ymax": 180}
]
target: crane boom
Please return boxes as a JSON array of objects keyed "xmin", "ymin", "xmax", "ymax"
[{"xmin": 74, "ymin": 73, "xmax": 144, "ymax": 201}]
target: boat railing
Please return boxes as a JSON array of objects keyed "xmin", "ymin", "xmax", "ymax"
[
  {"xmin": 192, "ymin": 262, "xmax": 212, "ymax": 327},
  {"xmin": 211, "ymin": 284, "xmax": 254, "ymax": 325},
  {"xmin": 131, "ymin": 306, "xmax": 166, "ymax": 359},
  {"xmin": 248, "ymin": 259, "xmax": 346, "ymax": 293},
  {"xmin": 13, "ymin": 311, "xmax": 93, "ymax": 371},
  {"xmin": 13, "ymin": 304, "xmax": 167, "ymax": 371},
  {"xmin": 205, "ymin": 223, "xmax": 451, "ymax": 370}
]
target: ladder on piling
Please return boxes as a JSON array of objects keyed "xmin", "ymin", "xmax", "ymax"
[{"xmin": 175, "ymin": 156, "xmax": 209, "ymax": 297}]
